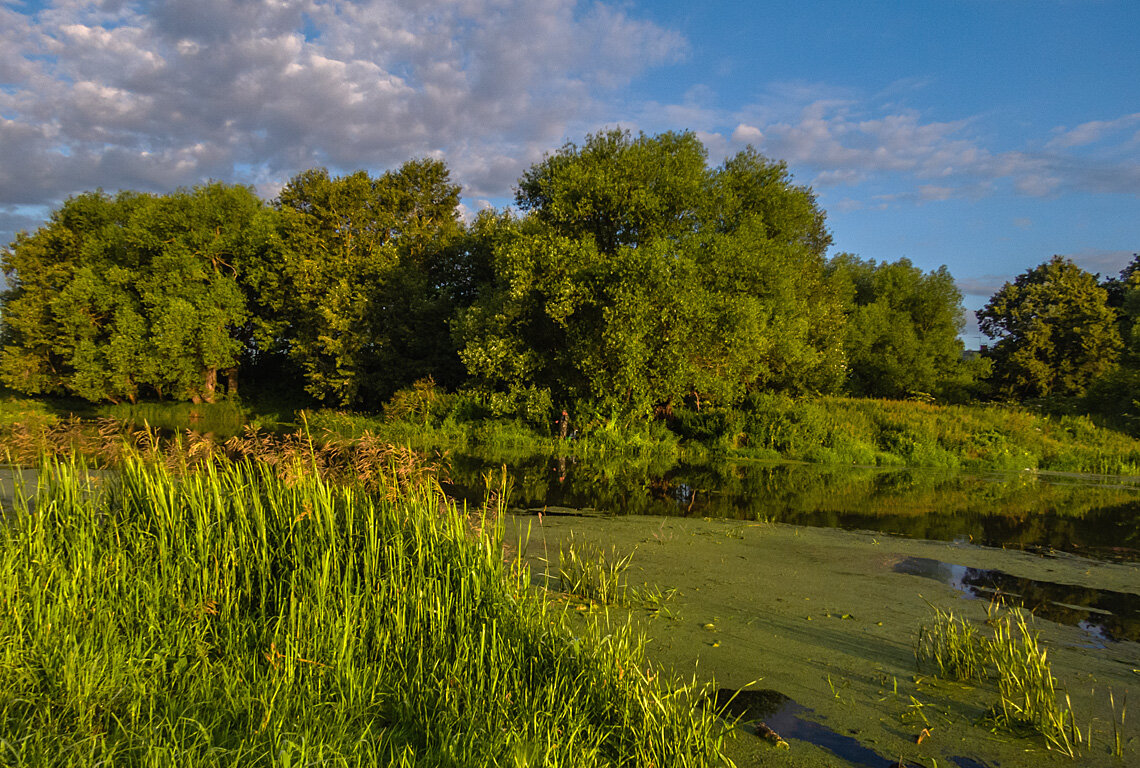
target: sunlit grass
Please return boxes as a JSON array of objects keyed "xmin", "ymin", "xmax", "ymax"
[
  {"xmin": 916, "ymin": 605, "xmax": 1082, "ymax": 757},
  {"xmin": 0, "ymin": 452, "xmax": 729, "ymax": 766}
]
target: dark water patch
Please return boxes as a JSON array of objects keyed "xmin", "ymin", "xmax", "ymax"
[
  {"xmin": 444, "ymin": 452, "xmax": 1140, "ymax": 563},
  {"xmin": 950, "ymin": 758, "xmax": 993, "ymax": 768},
  {"xmin": 711, "ymin": 687, "xmax": 791, "ymax": 721},
  {"xmin": 894, "ymin": 556, "xmax": 1140, "ymax": 642},
  {"xmin": 747, "ymin": 697, "xmax": 901, "ymax": 767},
  {"xmin": 711, "ymin": 687, "xmax": 902, "ymax": 767}
]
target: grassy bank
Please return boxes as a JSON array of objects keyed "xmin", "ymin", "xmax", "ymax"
[
  {"xmin": 311, "ymin": 392, "xmax": 1140, "ymax": 476},
  {"xmin": 6, "ymin": 386, "xmax": 1140, "ymax": 475},
  {"xmin": 730, "ymin": 395, "xmax": 1140, "ymax": 474},
  {"xmin": 0, "ymin": 454, "xmax": 728, "ymax": 766}
]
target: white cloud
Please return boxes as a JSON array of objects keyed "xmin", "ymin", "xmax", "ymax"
[
  {"xmin": 1048, "ymin": 113, "xmax": 1140, "ymax": 149},
  {"xmin": 716, "ymin": 96, "xmax": 1140, "ymax": 203},
  {"xmin": 0, "ymin": 0, "xmax": 683, "ymax": 214},
  {"xmin": 731, "ymin": 123, "xmax": 763, "ymax": 144}
]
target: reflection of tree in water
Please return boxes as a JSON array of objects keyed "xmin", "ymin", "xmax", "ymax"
[
  {"xmin": 441, "ymin": 452, "xmax": 1140, "ymax": 562},
  {"xmin": 959, "ymin": 566, "xmax": 1140, "ymax": 643}
]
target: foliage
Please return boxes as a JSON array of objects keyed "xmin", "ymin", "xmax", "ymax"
[
  {"xmin": 978, "ymin": 256, "xmax": 1121, "ymax": 398},
  {"xmin": 271, "ymin": 161, "xmax": 470, "ymax": 407},
  {"xmin": 917, "ymin": 607, "xmax": 1081, "ymax": 757},
  {"xmin": 829, "ymin": 254, "xmax": 976, "ymax": 400},
  {"xmin": 0, "ymin": 184, "xmax": 275, "ymax": 403},
  {"xmin": 457, "ymin": 130, "xmax": 846, "ymax": 416},
  {"xmin": 0, "ymin": 455, "xmax": 729, "ymax": 766}
]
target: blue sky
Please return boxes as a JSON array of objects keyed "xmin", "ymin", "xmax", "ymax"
[{"xmin": 1, "ymin": 0, "xmax": 1137, "ymax": 345}]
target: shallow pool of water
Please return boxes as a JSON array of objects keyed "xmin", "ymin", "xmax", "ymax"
[{"xmin": 491, "ymin": 451, "xmax": 1140, "ymax": 768}]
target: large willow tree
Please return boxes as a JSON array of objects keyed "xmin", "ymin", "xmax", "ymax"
[
  {"xmin": 1, "ymin": 184, "xmax": 275, "ymax": 403},
  {"xmin": 457, "ymin": 130, "xmax": 846, "ymax": 415}
]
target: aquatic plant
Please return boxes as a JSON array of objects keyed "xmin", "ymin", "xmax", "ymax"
[
  {"xmin": 557, "ymin": 534, "xmax": 635, "ymax": 606},
  {"xmin": 0, "ymin": 452, "xmax": 729, "ymax": 766},
  {"xmin": 915, "ymin": 607, "xmax": 988, "ymax": 682},
  {"xmin": 1110, "ymin": 688, "xmax": 1127, "ymax": 758},
  {"xmin": 985, "ymin": 609, "xmax": 1080, "ymax": 757},
  {"xmin": 916, "ymin": 605, "xmax": 1081, "ymax": 757}
]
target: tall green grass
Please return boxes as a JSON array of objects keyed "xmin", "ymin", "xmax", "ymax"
[
  {"xmin": 740, "ymin": 394, "xmax": 1140, "ymax": 474},
  {"xmin": 916, "ymin": 606, "xmax": 1082, "ymax": 757},
  {"xmin": 0, "ymin": 454, "xmax": 728, "ymax": 766}
]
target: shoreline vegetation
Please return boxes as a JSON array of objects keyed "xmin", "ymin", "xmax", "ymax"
[
  {"xmin": 0, "ymin": 452, "xmax": 729, "ymax": 766},
  {"xmin": 5, "ymin": 387, "xmax": 1140, "ymax": 478}
]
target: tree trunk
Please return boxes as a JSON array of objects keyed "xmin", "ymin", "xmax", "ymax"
[
  {"xmin": 203, "ymin": 368, "xmax": 218, "ymax": 404},
  {"xmin": 225, "ymin": 367, "xmax": 238, "ymax": 398}
]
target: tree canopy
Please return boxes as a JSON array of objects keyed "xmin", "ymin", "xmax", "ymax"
[
  {"xmin": 271, "ymin": 160, "xmax": 467, "ymax": 407},
  {"xmin": 1, "ymin": 184, "xmax": 275, "ymax": 403},
  {"xmin": 828, "ymin": 255, "xmax": 973, "ymax": 400},
  {"xmin": 458, "ymin": 130, "xmax": 845, "ymax": 416},
  {"xmin": 5, "ymin": 132, "xmax": 1125, "ymax": 420},
  {"xmin": 977, "ymin": 255, "xmax": 1121, "ymax": 398}
]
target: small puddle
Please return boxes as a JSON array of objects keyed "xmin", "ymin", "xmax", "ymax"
[
  {"xmin": 894, "ymin": 556, "xmax": 1140, "ymax": 643},
  {"xmin": 713, "ymin": 688, "xmax": 993, "ymax": 768},
  {"xmin": 713, "ymin": 688, "xmax": 894, "ymax": 767}
]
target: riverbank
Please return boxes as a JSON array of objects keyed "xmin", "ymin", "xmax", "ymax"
[
  {"xmin": 5, "ymin": 388, "xmax": 1140, "ymax": 476},
  {"xmin": 302, "ymin": 394, "xmax": 1140, "ymax": 476}
]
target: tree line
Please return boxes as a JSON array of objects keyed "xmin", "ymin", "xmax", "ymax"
[{"xmin": 1, "ymin": 129, "xmax": 1134, "ymax": 424}]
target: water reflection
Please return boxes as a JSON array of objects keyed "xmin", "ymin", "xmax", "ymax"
[
  {"xmin": 442, "ymin": 453, "xmax": 1140, "ymax": 563},
  {"xmin": 894, "ymin": 556, "xmax": 1140, "ymax": 643}
]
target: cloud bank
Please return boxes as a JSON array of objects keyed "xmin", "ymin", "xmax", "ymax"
[
  {"xmin": 1, "ymin": 0, "xmax": 1137, "ymax": 249},
  {"xmin": 724, "ymin": 98, "xmax": 1140, "ymax": 203},
  {"xmin": 0, "ymin": 0, "xmax": 683, "ymax": 209}
]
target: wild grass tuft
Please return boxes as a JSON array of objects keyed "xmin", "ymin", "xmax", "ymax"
[
  {"xmin": 0, "ymin": 451, "xmax": 729, "ymax": 766},
  {"xmin": 1110, "ymin": 688, "xmax": 1127, "ymax": 758},
  {"xmin": 916, "ymin": 605, "xmax": 1081, "ymax": 757},
  {"xmin": 915, "ymin": 607, "xmax": 988, "ymax": 682},
  {"xmin": 557, "ymin": 534, "xmax": 635, "ymax": 606}
]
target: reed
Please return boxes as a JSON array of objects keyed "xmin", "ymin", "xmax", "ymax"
[
  {"xmin": 915, "ymin": 607, "xmax": 988, "ymax": 681},
  {"xmin": 0, "ymin": 451, "xmax": 729, "ymax": 766},
  {"xmin": 557, "ymin": 534, "xmax": 635, "ymax": 606},
  {"xmin": 1110, "ymin": 689, "xmax": 1127, "ymax": 758},
  {"xmin": 985, "ymin": 609, "xmax": 1079, "ymax": 757},
  {"xmin": 916, "ymin": 605, "xmax": 1080, "ymax": 757}
]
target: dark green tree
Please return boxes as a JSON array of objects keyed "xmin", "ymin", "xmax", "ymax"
[
  {"xmin": 828, "ymin": 255, "xmax": 972, "ymax": 400},
  {"xmin": 1, "ymin": 184, "xmax": 275, "ymax": 403},
  {"xmin": 1, "ymin": 191, "xmax": 148, "ymax": 400},
  {"xmin": 977, "ymin": 255, "xmax": 1121, "ymax": 399},
  {"xmin": 272, "ymin": 159, "xmax": 466, "ymax": 406},
  {"xmin": 458, "ymin": 130, "xmax": 846, "ymax": 415}
]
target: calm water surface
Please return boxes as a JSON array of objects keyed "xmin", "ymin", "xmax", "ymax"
[{"xmin": 442, "ymin": 453, "xmax": 1140, "ymax": 563}]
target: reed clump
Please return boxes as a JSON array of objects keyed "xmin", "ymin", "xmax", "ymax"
[
  {"xmin": 916, "ymin": 605, "xmax": 1081, "ymax": 757},
  {"xmin": 0, "ymin": 417, "xmax": 442, "ymax": 494},
  {"xmin": 0, "ymin": 453, "xmax": 728, "ymax": 766},
  {"xmin": 557, "ymin": 534, "xmax": 635, "ymax": 606}
]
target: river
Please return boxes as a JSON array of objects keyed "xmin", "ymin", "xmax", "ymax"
[{"xmin": 445, "ymin": 453, "xmax": 1140, "ymax": 768}]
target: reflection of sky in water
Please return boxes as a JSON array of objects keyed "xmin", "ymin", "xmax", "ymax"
[
  {"xmin": 894, "ymin": 556, "xmax": 1139, "ymax": 643},
  {"xmin": 1076, "ymin": 620, "xmax": 1111, "ymax": 649}
]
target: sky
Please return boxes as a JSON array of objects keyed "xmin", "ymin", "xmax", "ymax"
[{"xmin": 1, "ymin": 0, "xmax": 1138, "ymax": 346}]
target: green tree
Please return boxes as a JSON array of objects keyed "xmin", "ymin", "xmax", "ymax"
[
  {"xmin": 977, "ymin": 255, "xmax": 1121, "ymax": 399},
  {"xmin": 1, "ymin": 191, "xmax": 147, "ymax": 400},
  {"xmin": 1, "ymin": 184, "xmax": 275, "ymax": 403},
  {"xmin": 272, "ymin": 160, "xmax": 466, "ymax": 406},
  {"xmin": 1084, "ymin": 254, "xmax": 1140, "ymax": 429},
  {"xmin": 829, "ymin": 255, "xmax": 972, "ymax": 400},
  {"xmin": 458, "ymin": 130, "xmax": 846, "ymax": 415}
]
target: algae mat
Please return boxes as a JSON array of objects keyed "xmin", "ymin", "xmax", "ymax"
[{"xmin": 511, "ymin": 514, "xmax": 1140, "ymax": 767}]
